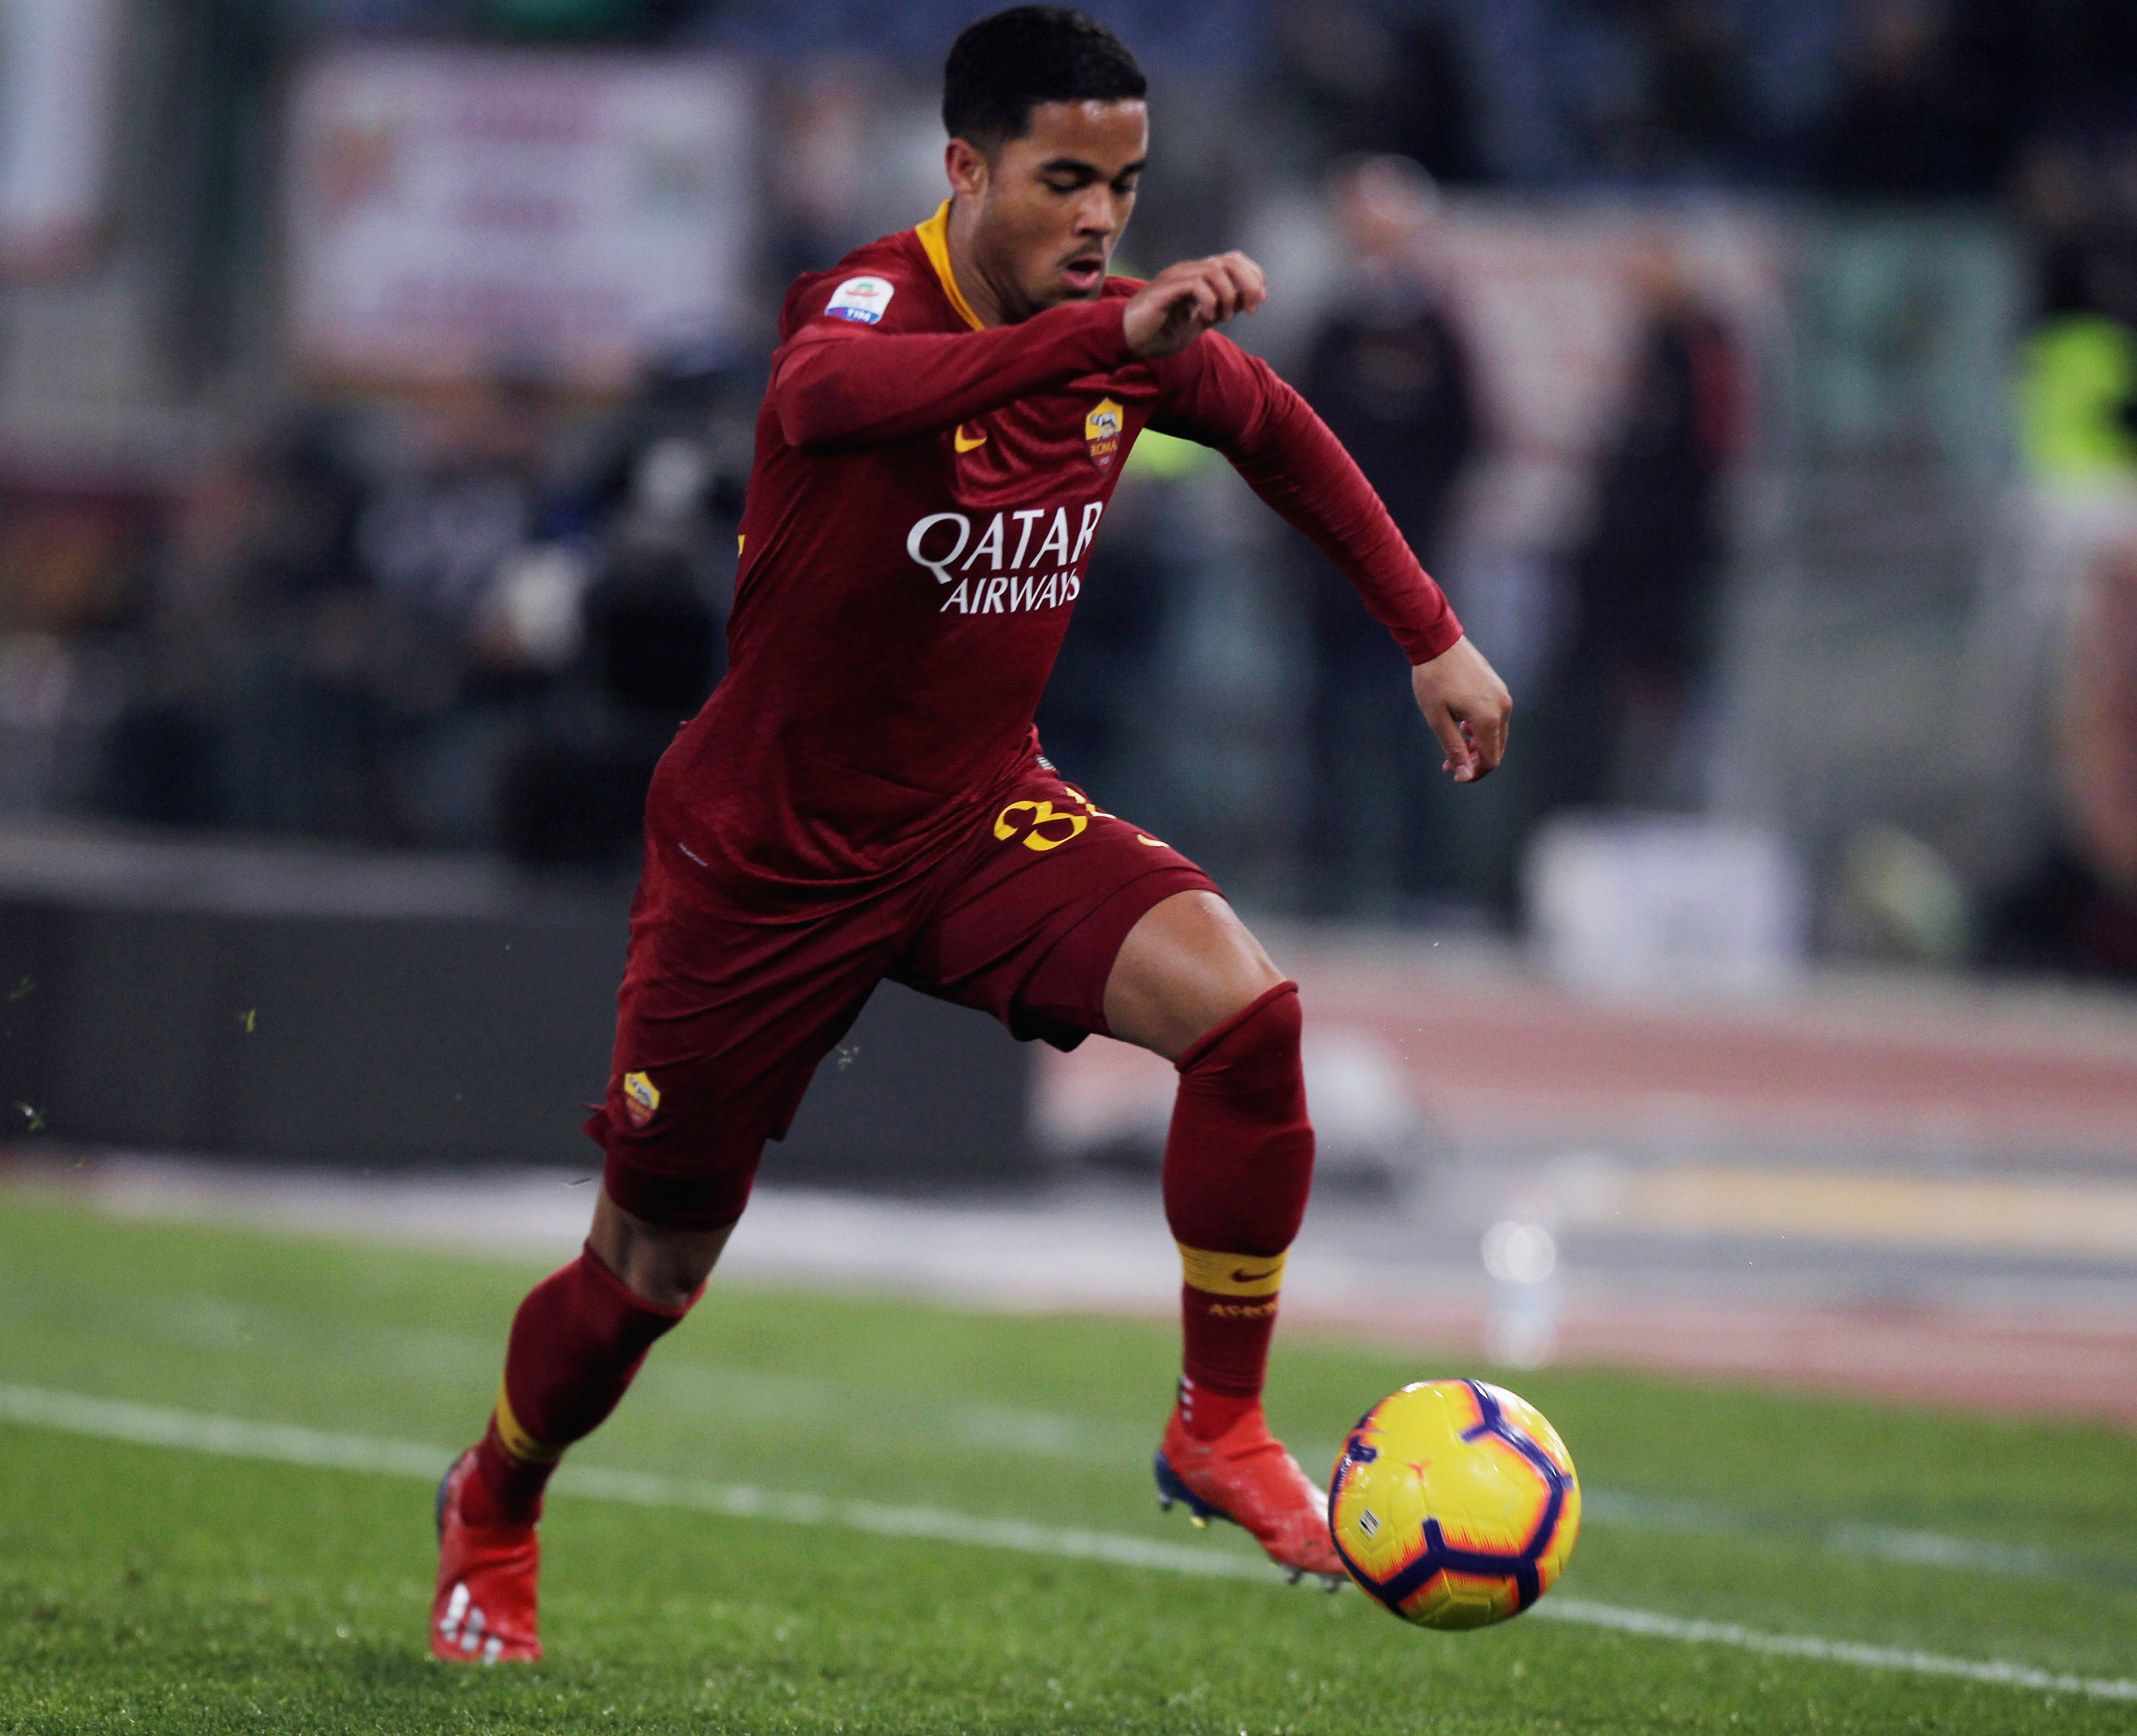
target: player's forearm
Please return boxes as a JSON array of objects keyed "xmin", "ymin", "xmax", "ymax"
[
  {"xmin": 1228, "ymin": 388, "xmax": 1462, "ymax": 663},
  {"xmin": 774, "ymin": 300, "xmax": 1130, "ymax": 450}
]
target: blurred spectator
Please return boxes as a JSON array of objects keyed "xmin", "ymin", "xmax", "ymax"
[
  {"xmin": 1560, "ymin": 0, "xmax": 1747, "ymax": 182},
  {"xmin": 351, "ymin": 370, "xmax": 582, "ymax": 847},
  {"xmin": 1814, "ymin": 0, "xmax": 2021, "ymax": 199},
  {"xmin": 1300, "ymin": 160, "xmax": 1477, "ymax": 586},
  {"xmin": 477, "ymin": 0, "xmax": 701, "ymax": 40},
  {"xmin": 574, "ymin": 335, "xmax": 753, "ymax": 661},
  {"xmin": 496, "ymin": 544, "xmax": 719, "ymax": 866},
  {"xmin": 356, "ymin": 371, "xmax": 559, "ymax": 630},
  {"xmin": 765, "ymin": 63, "xmax": 881, "ymax": 285},
  {"xmin": 1273, "ymin": 0, "xmax": 1483, "ymax": 183},
  {"xmin": 2058, "ymin": 537, "xmax": 2137, "ymax": 969},
  {"xmin": 0, "ymin": 469, "xmax": 149, "ymax": 821},
  {"xmin": 1817, "ymin": 1, "xmax": 1952, "ymax": 196},
  {"xmin": 1536, "ymin": 233, "xmax": 1746, "ymax": 816},
  {"xmin": 1988, "ymin": 0, "xmax": 2137, "ymax": 148},
  {"xmin": 490, "ymin": 343, "xmax": 749, "ymax": 867},
  {"xmin": 698, "ymin": 0, "xmax": 1265, "ymax": 70},
  {"xmin": 1988, "ymin": 538, "xmax": 2137, "ymax": 975},
  {"xmin": 1292, "ymin": 156, "xmax": 1480, "ymax": 919},
  {"xmin": 2020, "ymin": 138, "xmax": 2114, "ymax": 320},
  {"xmin": 101, "ymin": 410, "xmax": 386, "ymax": 834},
  {"xmin": 2017, "ymin": 239, "xmax": 2137, "ymax": 489},
  {"xmin": 2015, "ymin": 132, "xmax": 2137, "ymax": 492}
]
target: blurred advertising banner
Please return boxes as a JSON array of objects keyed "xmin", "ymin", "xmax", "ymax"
[
  {"xmin": 0, "ymin": 0, "xmax": 125, "ymax": 279},
  {"xmin": 285, "ymin": 46, "xmax": 756, "ymax": 395}
]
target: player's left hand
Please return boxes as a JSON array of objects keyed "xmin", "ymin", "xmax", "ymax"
[{"xmin": 1411, "ymin": 637, "xmax": 1511, "ymax": 783}]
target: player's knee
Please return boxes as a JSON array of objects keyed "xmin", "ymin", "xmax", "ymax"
[
  {"xmin": 1107, "ymin": 890, "xmax": 1286, "ymax": 1060},
  {"xmin": 589, "ymin": 1189, "xmax": 737, "ymax": 1311},
  {"xmin": 1175, "ymin": 979, "xmax": 1303, "ymax": 1090}
]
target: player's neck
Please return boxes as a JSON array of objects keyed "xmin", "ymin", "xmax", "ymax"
[{"xmin": 943, "ymin": 197, "xmax": 1023, "ymax": 328}]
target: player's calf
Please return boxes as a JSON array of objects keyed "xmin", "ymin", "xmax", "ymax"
[
  {"xmin": 469, "ymin": 1241, "xmax": 696, "ymax": 1525},
  {"xmin": 1161, "ymin": 978, "xmax": 1314, "ymax": 1403}
]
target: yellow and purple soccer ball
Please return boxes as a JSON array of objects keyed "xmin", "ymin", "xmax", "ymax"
[{"xmin": 1328, "ymin": 1379, "xmax": 1581, "ymax": 1629}]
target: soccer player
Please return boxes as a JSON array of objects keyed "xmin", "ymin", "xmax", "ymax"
[{"xmin": 431, "ymin": 5, "xmax": 1510, "ymax": 1662}]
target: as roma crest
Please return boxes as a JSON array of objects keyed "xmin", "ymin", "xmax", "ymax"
[
  {"xmin": 622, "ymin": 1071, "xmax": 660, "ymax": 1129},
  {"xmin": 1084, "ymin": 397, "xmax": 1123, "ymax": 469}
]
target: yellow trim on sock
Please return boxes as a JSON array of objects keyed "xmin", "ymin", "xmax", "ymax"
[
  {"xmin": 914, "ymin": 200, "xmax": 985, "ymax": 331},
  {"xmin": 1177, "ymin": 1243, "xmax": 1287, "ymax": 1298},
  {"xmin": 492, "ymin": 1381, "xmax": 565, "ymax": 1467}
]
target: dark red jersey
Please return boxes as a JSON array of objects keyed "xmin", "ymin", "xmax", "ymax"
[{"xmin": 654, "ymin": 203, "xmax": 1461, "ymax": 914}]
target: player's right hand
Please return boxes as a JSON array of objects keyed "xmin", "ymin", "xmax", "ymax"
[{"xmin": 1124, "ymin": 253, "xmax": 1267, "ymax": 360}]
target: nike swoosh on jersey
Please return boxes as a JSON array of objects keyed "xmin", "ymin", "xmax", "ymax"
[
  {"xmin": 953, "ymin": 424, "xmax": 988, "ymax": 453},
  {"xmin": 1230, "ymin": 1265, "xmax": 1281, "ymax": 1284}
]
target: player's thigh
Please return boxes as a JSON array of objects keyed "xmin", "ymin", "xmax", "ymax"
[
  {"xmin": 1100, "ymin": 889, "xmax": 1285, "ymax": 1062},
  {"xmin": 894, "ymin": 769, "xmax": 1217, "ymax": 1051},
  {"xmin": 593, "ymin": 873, "xmax": 892, "ymax": 1225}
]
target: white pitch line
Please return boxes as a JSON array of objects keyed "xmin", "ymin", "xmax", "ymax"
[
  {"xmin": 2, "ymin": 1383, "xmax": 2131, "ymax": 1702},
  {"xmin": 1577, "ymin": 1488, "xmax": 2104, "ymax": 1585},
  {"xmin": 1531, "ymin": 1601, "xmax": 2137, "ymax": 1700},
  {"xmin": 0, "ymin": 1384, "xmax": 1264, "ymax": 1585}
]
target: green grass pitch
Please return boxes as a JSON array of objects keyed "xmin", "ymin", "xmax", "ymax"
[{"xmin": 2, "ymin": 1192, "xmax": 2134, "ymax": 1734}]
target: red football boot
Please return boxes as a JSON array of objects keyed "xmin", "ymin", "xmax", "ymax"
[
  {"xmin": 1154, "ymin": 1402, "xmax": 1346, "ymax": 1586},
  {"xmin": 431, "ymin": 1450, "xmax": 542, "ymax": 1663}
]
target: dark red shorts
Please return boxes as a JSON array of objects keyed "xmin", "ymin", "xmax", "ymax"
[{"xmin": 585, "ymin": 760, "xmax": 1216, "ymax": 1227}]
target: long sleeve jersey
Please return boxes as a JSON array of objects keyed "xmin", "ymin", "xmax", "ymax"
[{"xmin": 657, "ymin": 203, "xmax": 1462, "ymax": 914}]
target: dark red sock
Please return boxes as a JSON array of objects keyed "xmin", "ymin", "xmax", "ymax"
[
  {"xmin": 1160, "ymin": 981, "xmax": 1314, "ymax": 1437},
  {"xmin": 464, "ymin": 1245, "xmax": 693, "ymax": 1525}
]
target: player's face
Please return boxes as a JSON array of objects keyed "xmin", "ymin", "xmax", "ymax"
[{"xmin": 959, "ymin": 100, "xmax": 1147, "ymax": 316}]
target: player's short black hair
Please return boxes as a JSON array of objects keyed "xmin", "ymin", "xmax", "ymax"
[{"xmin": 942, "ymin": 7, "xmax": 1147, "ymax": 154}]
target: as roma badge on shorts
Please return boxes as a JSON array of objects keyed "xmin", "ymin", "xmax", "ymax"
[
  {"xmin": 622, "ymin": 1071, "xmax": 660, "ymax": 1129},
  {"xmin": 1084, "ymin": 397, "xmax": 1123, "ymax": 469}
]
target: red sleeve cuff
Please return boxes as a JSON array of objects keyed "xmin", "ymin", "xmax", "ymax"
[{"xmin": 1396, "ymin": 610, "xmax": 1465, "ymax": 665}]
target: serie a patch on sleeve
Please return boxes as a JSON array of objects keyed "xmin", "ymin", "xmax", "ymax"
[{"xmin": 825, "ymin": 276, "xmax": 894, "ymax": 324}]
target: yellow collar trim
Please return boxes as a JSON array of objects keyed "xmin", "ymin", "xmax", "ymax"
[{"xmin": 915, "ymin": 200, "xmax": 985, "ymax": 331}]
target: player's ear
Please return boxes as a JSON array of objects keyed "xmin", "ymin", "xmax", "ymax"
[{"xmin": 945, "ymin": 137, "xmax": 990, "ymax": 200}]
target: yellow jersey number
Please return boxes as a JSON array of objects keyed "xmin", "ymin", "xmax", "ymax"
[
  {"xmin": 994, "ymin": 786, "xmax": 1165, "ymax": 852},
  {"xmin": 994, "ymin": 798, "xmax": 1088, "ymax": 851}
]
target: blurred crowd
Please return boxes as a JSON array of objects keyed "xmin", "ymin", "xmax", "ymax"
[
  {"xmin": 1277, "ymin": 0, "xmax": 2137, "ymax": 199},
  {"xmin": 318, "ymin": 0, "xmax": 2137, "ymax": 200},
  {"xmin": 88, "ymin": 345, "xmax": 753, "ymax": 864},
  {"xmin": 7, "ymin": 0, "xmax": 2137, "ymax": 977}
]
